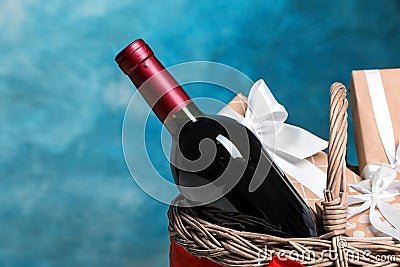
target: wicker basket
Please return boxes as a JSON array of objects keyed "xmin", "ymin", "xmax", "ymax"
[{"xmin": 168, "ymin": 83, "xmax": 400, "ymax": 266}]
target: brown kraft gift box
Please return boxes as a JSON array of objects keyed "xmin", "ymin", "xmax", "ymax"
[
  {"xmin": 348, "ymin": 68, "xmax": 400, "ymax": 238},
  {"xmin": 350, "ymin": 69, "xmax": 400, "ymax": 171}
]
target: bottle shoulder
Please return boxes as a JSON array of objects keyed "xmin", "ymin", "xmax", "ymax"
[{"xmin": 182, "ymin": 114, "xmax": 257, "ymax": 138}]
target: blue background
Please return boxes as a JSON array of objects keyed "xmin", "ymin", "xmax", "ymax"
[{"xmin": 1, "ymin": 1, "xmax": 400, "ymax": 266}]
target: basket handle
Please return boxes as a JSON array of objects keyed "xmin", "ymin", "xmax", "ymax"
[{"xmin": 322, "ymin": 82, "xmax": 349, "ymax": 234}]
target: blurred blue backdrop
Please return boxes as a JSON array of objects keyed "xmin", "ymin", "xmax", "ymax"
[{"xmin": 1, "ymin": 1, "xmax": 400, "ymax": 266}]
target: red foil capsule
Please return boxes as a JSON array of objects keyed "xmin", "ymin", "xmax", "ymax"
[{"xmin": 115, "ymin": 39, "xmax": 191, "ymax": 122}]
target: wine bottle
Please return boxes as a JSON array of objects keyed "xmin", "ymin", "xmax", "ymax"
[{"xmin": 115, "ymin": 39, "xmax": 321, "ymax": 237}]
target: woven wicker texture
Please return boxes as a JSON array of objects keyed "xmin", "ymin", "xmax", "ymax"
[{"xmin": 168, "ymin": 83, "xmax": 400, "ymax": 266}]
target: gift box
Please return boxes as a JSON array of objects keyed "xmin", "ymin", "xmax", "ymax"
[
  {"xmin": 350, "ymin": 69, "xmax": 400, "ymax": 171},
  {"xmin": 347, "ymin": 68, "xmax": 400, "ymax": 239}
]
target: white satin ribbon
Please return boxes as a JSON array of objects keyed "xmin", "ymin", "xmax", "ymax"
[
  {"xmin": 218, "ymin": 79, "xmax": 328, "ymax": 198},
  {"xmin": 364, "ymin": 69, "xmax": 399, "ymax": 166},
  {"xmin": 346, "ymin": 70, "xmax": 400, "ymax": 240}
]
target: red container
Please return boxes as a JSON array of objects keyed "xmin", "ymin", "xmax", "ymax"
[
  {"xmin": 169, "ymin": 238, "xmax": 305, "ymax": 267},
  {"xmin": 169, "ymin": 237, "xmax": 222, "ymax": 267}
]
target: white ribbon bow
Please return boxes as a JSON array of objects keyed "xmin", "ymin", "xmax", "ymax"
[
  {"xmin": 347, "ymin": 165, "xmax": 400, "ymax": 240},
  {"xmin": 218, "ymin": 79, "xmax": 328, "ymax": 198},
  {"xmin": 346, "ymin": 70, "xmax": 400, "ymax": 240}
]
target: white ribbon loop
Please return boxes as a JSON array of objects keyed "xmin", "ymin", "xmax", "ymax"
[{"xmin": 218, "ymin": 79, "xmax": 328, "ymax": 198}]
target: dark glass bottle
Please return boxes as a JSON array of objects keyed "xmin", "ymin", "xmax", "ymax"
[{"xmin": 115, "ymin": 39, "xmax": 320, "ymax": 237}]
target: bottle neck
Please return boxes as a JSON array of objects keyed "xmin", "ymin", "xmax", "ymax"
[
  {"xmin": 115, "ymin": 39, "xmax": 204, "ymax": 136},
  {"xmin": 163, "ymin": 101, "xmax": 203, "ymax": 137}
]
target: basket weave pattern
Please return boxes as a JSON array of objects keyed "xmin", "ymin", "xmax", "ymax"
[{"xmin": 168, "ymin": 83, "xmax": 400, "ymax": 266}]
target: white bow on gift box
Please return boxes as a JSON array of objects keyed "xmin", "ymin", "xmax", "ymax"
[
  {"xmin": 347, "ymin": 70, "xmax": 400, "ymax": 240},
  {"xmin": 347, "ymin": 165, "xmax": 400, "ymax": 240},
  {"xmin": 218, "ymin": 79, "xmax": 328, "ymax": 199}
]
